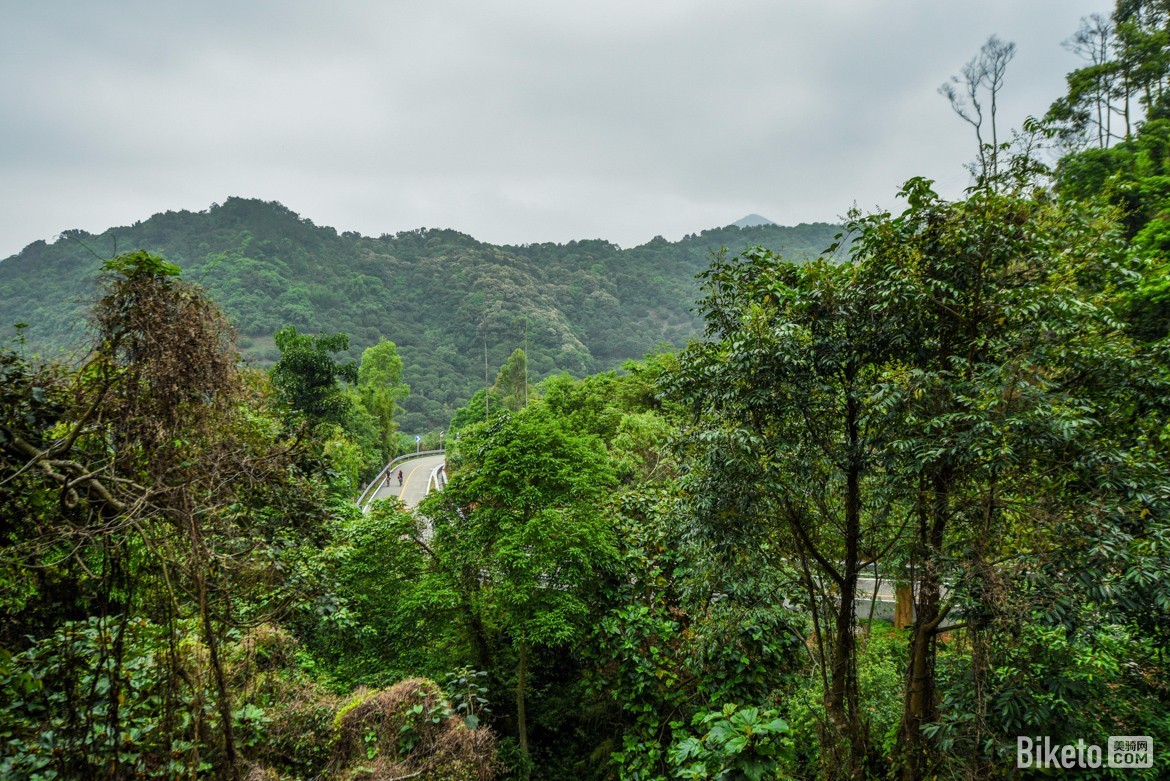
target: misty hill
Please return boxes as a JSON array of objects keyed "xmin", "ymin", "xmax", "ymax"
[
  {"xmin": 732, "ymin": 213, "xmax": 777, "ymax": 228},
  {"xmin": 0, "ymin": 198, "xmax": 840, "ymax": 430}
]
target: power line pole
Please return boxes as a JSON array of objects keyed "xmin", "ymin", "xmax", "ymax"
[{"xmin": 482, "ymin": 315, "xmax": 490, "ymax": 419}]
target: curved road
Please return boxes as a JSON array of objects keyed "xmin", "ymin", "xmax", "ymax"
[{"xmin": 365, "ymin": 453, "xmax": 445, "ymax": 510}]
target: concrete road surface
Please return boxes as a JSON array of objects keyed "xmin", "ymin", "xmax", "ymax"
[{"xmin": 366, "ymin": 454, "xmax": 445, "ymax": 510}]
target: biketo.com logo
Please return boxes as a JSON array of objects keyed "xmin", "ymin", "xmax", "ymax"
[{"xmin": 1017, "ymin": 736, "xmax": 1153, "ymax": 769}]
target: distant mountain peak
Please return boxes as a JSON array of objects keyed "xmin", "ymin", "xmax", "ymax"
[{"xmin": 732, "ymin": 214, "xmax": 776, "ymax": 228}]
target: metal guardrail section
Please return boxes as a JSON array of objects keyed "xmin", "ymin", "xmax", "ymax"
[
  {"xmin": 356, "ymin": 449, "xmax": 445, "ymax": 510},
  {"xmin": 426, "ymin": 462, "xmax": 447, "ymax": 494}
]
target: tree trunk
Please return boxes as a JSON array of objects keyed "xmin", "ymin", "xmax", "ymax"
[
  {"xmin": 466, "ymin": 603, "xmax": 493, "ymax": 672},
  {"xmin": 516, "ymin": 641, "xmax": 529, "ymax": 776},
  {"xmin": 900, "ymin": 575, "xmax": 940, "ymax": 781},
  {"xmin": 894, "ymin": 584, "xmax": 914, "ymax": 630},
  {"xmin": 201, "ymin": 587, "xmax": 239, "ymax": 780},
  {"xmin": 899, "ymin": 476, "xmax": 949, "ymax": 781},
  {"xmin": 826, "ymin": 569, "xmax": 867, "ymax": 778},
  {"xmin": 823, "ymin": 382, "xmax": 869, "ymax": 779},
  {"xmin": 189, "ymin": 510, "xmax": 239, "ymax": 781},
  {"xmin": 458, "ymin": 566, "xmax": 493, "ymax": 672}
]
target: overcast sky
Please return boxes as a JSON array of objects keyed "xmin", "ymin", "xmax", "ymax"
[{"xmin": 0, "ymin": 0, "xmax": 1108, "ymax": 259}]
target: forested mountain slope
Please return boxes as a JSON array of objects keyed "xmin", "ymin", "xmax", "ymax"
[{"xmin": 0, "ymin": 198, "xmax": 838, "ymax": 430}]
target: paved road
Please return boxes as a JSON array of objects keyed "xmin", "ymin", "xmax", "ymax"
[{"xmin": 366, "ymin": 453, "xmax": 446, "ymax": 510}]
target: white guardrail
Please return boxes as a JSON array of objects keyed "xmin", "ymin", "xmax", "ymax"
[
  {"xmin": 426, "ymin": 462, "xmax": 447, "ymax": 493},
  {"xmin": 356, "ymin": 449, "xmax": 445, "ymax": 510}
]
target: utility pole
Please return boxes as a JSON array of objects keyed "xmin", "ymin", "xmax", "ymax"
[{"xmin": 482, "ymin": 316, "xmax": 490, "ymax": 419}]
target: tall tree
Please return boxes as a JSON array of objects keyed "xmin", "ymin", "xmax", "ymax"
[
  {"xmin": 939, "ymin": 35, "xmax": 1017, "ymax": 184},
  {"xmin": 491, "ymin": 348, "xmax": 530, "ymax": 412},
  {"xmin": 666, "ymin": 247, "xmax": 903, "ymax": 780},
  {"xmin": 421, "ymin": 403, "xmax": 616, "ymax": 774},
  {"xmin": 1047, "ymin": 1, "xmax": 1170, "ymax": 148},
  {"xmin": 271, "ymin": 326, "xmax": 357, "ymax": 428},
  {"xmin": 357, "ymin": 339, "xmax": 409, "ymax": 460},
  {"xmin": 850, "ymin": 177, "xmax": 1170, "ymax": 780},
  {"xmin": 0, "ymin": 252, "xmax": 333, "ymax": 778}
]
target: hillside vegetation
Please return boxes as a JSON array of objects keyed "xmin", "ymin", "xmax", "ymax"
[{"xmin": 0, "ymin": 203, "xmax": 838, "ymax": 431}]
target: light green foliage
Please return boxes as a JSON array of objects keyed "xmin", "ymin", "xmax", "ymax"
[
  {"xmin": 357, "ymin": 339, "xmax": 407, "ymax": 394},
  {"xmin": 418, "ymin": 360, "xmax": 687, "ymax": 776},
  {"xmin": 609, "ymin": 410, "xmax": 675, "ymax": 485},
  {"xmin": 447, "ymin": 387, "xmax": 498, "ymax": 435},
  {"xmin": 491, "ymin": 348, "xmax": 530, "ymax": 412},
  {"xmin": 435, "ymin": 403, "xmax": 617, "ymax": 648},
  {"xmin": 539, "ymin": 371, "xmax": 625, "ymax": 442},
  {"xmin": 421, "ymin": 400, "xmax": 620, "ymax": 766},
  {"xmin": 321, "ymin": 422, "xmax": 370, "ymax": 495},
  {"xmin": 445, "ymin": 667, "xmax": 492, "ymax": 730},
  {"xmin": 102, "ymin": 248, "xmax": 182, "ymax": 279},
  {"xmin": 339, "ymin": 386, "xmax": 385, "ymax": 482},
  {"xmin": 357, "ymin": 339, "xmax": 410, "ymax": 460}
]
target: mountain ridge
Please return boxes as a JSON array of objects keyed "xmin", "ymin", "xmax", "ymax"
[{"xmin": 0, "ymin": 197, "xmax": 841, "ymax": 430}]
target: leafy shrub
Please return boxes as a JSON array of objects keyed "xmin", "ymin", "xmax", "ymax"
[
  {"xmin": 668, "ymin": 704, "xmax": 793, "ymax": 780},
  {"xmin": 0, "ymin": 616, "xmax": 208, "ymax": 780}
]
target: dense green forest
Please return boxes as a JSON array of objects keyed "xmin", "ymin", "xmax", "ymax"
[
  {"xmin": 0, "ymin": 204, "xmax": 838, "ymax": 433},
  {"xmin": 4, "ymin": 1, "xmax": 1170, "ymax": 779}
]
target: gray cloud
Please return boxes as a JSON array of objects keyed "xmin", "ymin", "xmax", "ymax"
[{"xmin": 0, "ymin": 0, "xmax": 1105, "ymax": 257}]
